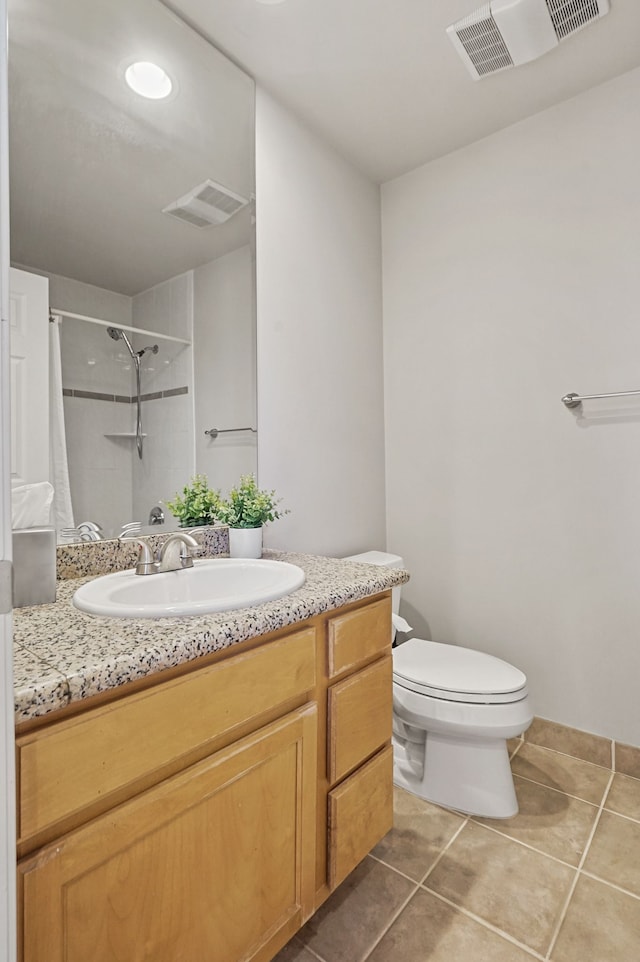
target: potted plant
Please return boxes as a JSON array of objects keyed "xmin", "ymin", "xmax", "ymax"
[
  {"xmin": 165, "ymin": 474, "xmax": 221, "ymax": 528},
  {"xmin": 216, "ymin": 474, "xmax": 287, "ymax": 558}
]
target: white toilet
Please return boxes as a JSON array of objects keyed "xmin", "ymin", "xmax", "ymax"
[{"xmin": 345, "ymin": 551, "xmax": 533, "ymax": 819}]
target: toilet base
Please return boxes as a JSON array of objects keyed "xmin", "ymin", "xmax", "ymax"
[{"xmin": 393, "ymin": 729, "xmax": 518, "ymax": 819}]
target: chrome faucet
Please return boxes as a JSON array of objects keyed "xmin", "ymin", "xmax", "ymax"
[
  {"xmin": 133, "ymin": 533, "xmax": 200, "ymax": 576},
  {"xmin": 158, "ymin": 533, "xmax": 200, "ymax": 572}
]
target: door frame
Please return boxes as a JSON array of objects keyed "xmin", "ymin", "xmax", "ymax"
[{"xmin": 0, "ymin": 0, "xmax": 18, "ymax": 957}]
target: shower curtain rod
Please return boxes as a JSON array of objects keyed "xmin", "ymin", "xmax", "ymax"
[{"xmin": 49, "ymin": 307, "xmax": 191, "ymax": 346}]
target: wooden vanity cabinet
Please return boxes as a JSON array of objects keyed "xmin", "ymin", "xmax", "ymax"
[
  {"xmin": 323, "ymin": 597, "xmax": 394, "ymax": 894},
  {"xmin": 20, "ymin": 706, "xmax": 317, "ymax": 962},
  {"xmin": 16, "ymin": 592, "xmax": 394, "ymax": 962}
]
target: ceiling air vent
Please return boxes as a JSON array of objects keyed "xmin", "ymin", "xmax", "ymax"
[
  {"xmin": 545, "ymin": 0, "xmax": 607, "ymax": 41},
  {"xmin": 446, "ymin": 5, "xmax": 514, "ymax": 78},
  {"xmin": 162, "ymin": 179, "xmax": 249, "ymax": 229},
  {"xmin": 447, "ymin": 0, "xmax": 610, "ymax": 80}
]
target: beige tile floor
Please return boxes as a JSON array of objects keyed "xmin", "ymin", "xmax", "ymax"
[{"xmin": 274, "ymin": 741, "xmax": 640, "ymax": 962}]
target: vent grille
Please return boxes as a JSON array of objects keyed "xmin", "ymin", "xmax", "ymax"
[
  {"xmin": 545, "ymin": 0, "xmax": 602, "ymax": 40},
  {"xmin": 195, "ymin": 181, "xmax": 246, "ymax": 218},
  {"xmin": 164, "ymin": 207, "xmax": 213, "ymax": 229},
  {"xmin": 162, "ymin": 179, "xmax": 248, "ymax": 229},
  {"xmin": 454, "ymin": 4, "xmax": 513, "ymax": 77}
]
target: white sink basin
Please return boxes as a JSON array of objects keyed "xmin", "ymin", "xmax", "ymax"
[{"xmin": 72, "ymin": 558, "xmax": 306, "ymax": 619}]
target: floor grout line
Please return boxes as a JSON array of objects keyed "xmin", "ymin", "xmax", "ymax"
[
  {"xmin": 467, "ymin": 818, "xmax": 588, "ymax": 871},
  {"xmin": 366, "ymin": 850, "xmax": 444, "ymax": 888},
  {"xmin": 599, "ymin": 803, "xmax": 640, "ymax": 826},
  {"xmin": 523, "ymin": 741, "xmax": 613, "ymax": 772},
  {"xmin": 360, "ymin": 820, "xmax": 470, "ymax": 961},
  {"xmin": 543, "ymin": 768, "xmax": 616, "ymax": 960},
  {"xmin": 418, "ymin": 886, "xmax": 547, "ymax": 961},
  {"xmin": 579, "ymin": 869, "xmax": 640, "ymax": 902},
  {"xmin": 511, "ymin": 771, "xmax": 605, "ymax": 808},
  {"xmin": 417, "ymin": 816, "xmax": 470, "ymax": 885},
  {"xmin": 291, "ymin": 939, "xmax": 326, "ymax": 962},
  {"xmin": 358, "ymin": 882, "xmax": 422, "ymax": 961}
]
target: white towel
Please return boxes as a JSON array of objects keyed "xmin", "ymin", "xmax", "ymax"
[{"xmin": 11, "ymin": 481, "xmax": 54, "ymax": 529}]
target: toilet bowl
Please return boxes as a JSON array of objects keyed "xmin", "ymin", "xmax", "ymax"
[
  {"xmin": 393, "ymin": 637, "xmax": 532, "ymax": 817},
  {"xmin": 344, "ymin": 551, "xmax": 533, "ymax": 819}
]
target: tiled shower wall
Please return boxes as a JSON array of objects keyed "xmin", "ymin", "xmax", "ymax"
[
  {"xmin": 55, "ymin": 276, "xmax": 135, "ymax": 537},
  {"xmin": 27, "ymin": 250, "xmax": 255, "ymax": 539},
  {"xmin": 131, "ymin": 272, "xmax": 195, "ymax": 524},
  {"xmin": 51, "ymin": 269, "xmax": 194, "ymax": 538}
]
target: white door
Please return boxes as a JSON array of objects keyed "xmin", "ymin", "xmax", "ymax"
[
  {"xmin": 1, "ymin": 0, "xmax": 17, "ymax": 957},
  {"xmin": 9, "ymin": 266, "xmax": 49, "ymax": 486}
]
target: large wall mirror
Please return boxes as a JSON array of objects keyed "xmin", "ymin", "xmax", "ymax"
[{"xmin": 8, "ymin": 0, "xmax": 256, "ymax": 541}]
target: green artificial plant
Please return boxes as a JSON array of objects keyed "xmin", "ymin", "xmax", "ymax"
[
  {"xmin": 165, "ymin": 474, "xmax": 221, "ymax": 527},
  {"xmin": 216, "ymin": 474, "xmax": 288, "ymax": 529}
]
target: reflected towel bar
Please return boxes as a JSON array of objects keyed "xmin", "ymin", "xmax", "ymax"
[
  {"xmin": 561, "ymin": 390, "xmax": 640, "ymax": 409},
  {"xmin": 205, "ymin": 427, "xmax": 257, "ymax": 438}
]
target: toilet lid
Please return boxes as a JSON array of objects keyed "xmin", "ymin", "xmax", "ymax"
[{"xmin": 392, "ymin": 638, "xmax": 528, "ymax": 705}]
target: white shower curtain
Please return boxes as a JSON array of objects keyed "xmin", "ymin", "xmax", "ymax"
[{"xmin": 48, "ymin": 317, "xmax": 75, "ymax": 533}]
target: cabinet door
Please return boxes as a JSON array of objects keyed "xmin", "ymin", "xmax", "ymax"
[{"xmin": 19, "ymin": 705, "xmax": 317, "ymax": 962}]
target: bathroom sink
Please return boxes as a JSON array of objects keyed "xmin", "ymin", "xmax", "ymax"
[{"xmin": 72, "ymin": 558, "xmax": 306, "ymax": 619}]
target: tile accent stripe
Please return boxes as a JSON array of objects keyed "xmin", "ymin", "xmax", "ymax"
[{"xmin": 63, "ymin": 385, "xmax": 189, "ymax": 404}]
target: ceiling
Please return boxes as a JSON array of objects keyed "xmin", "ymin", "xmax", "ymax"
[
  {"xmin": 167, "ymin": 0, "xmax": 640, "ymax": 183},
  {"xmin": 9, "ymin": 0, "xmax": 254, "ymax": 296}
]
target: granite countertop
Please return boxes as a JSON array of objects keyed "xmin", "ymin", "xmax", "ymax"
[{"xmin": 13, "ymin": 551, "xmax": 409, "ymax": 725}]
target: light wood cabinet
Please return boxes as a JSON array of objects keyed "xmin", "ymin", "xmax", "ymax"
[
  {"xmin": 328, "ymin": 745, "xmax": 393, "ymax": 889},
  {"xmin": 16, "ymin": 593, "xmax": 394, "ymax": 962},
  {"xmin": 321, "ymin": 600, "xmax": 394, "ymax": 899},
  {"xmin": 20, "ymin": 707, "xmax": 317, "ymax": 962},
  {"xmin": 328, "ymin": 656, "xmax": 392, "ymax": 784},
  {"xmin": 17, "ymin": 628, "xmax": 316, "ymax": 853}
]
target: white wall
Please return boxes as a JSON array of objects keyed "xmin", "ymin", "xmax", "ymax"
[
  {"xmin": 255, "ymin": 89, "xmax": 386, "ymax": 556},
  {"xmin": 382, "ymin": 67, "xmax": 640, "ymax": 745},
  {"xmin": 194, "ymin": 246, "xmax": 257, "ymax": 495}
]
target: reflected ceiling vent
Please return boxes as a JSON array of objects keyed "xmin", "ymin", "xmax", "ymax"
[
  {"xmin": 162, "ymin": 179, "xmax": 249, "ymax": 228},
  {"xmin": 447, "ymin": 0, "xmax": 610, "ymax": 80}
]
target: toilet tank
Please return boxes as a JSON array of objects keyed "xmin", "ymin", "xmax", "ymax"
[{"xmin": 343, "ymin": 550, "xmax": 405, "ymax": 623}]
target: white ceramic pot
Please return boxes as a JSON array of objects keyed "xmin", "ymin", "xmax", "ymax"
[{"xmin": 228, "ymin": 526, "xmax": 263, "ymax": 559}]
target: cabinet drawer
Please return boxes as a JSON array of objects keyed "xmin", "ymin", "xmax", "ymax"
[
  {"xmin": 327, "ymin": 597, "xmax": 391, "ymax": 678},
  {"xmin": 327, "ymin": 746, "xmax": 393, "ymax": 890},
  {"xmin": 17, "ymin": 627, "xmax": 316, "ymax": 845},
  {"xmin": 327, "ymin": 655, "xmax": 392, "ymax": 784}
]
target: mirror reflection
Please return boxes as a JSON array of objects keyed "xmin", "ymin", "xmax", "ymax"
[{"xmin": 8, "ymin": 0, "xmax": 256, "ymax": 542}]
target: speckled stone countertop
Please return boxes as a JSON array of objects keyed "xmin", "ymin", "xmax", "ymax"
[{"xmin": 13, "ymin": 550, "xmax": 409, "ymax": 725}]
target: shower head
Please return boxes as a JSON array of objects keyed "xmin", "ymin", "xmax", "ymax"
[
  {"xmin": 106, "ymin": 326, "xmax": 136, "ymax": 359},
  {"xmin": 136, "ymin": 344, "xmax": 159, "ymax": 358},
  {"xmin": 107, "ymin": 327, "xmax": 158, "ymax": 361}
]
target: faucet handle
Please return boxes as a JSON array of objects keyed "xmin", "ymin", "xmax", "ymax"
[{"xmin": 131, "ymin": 539, "xmax": 157, "ymax": 576}]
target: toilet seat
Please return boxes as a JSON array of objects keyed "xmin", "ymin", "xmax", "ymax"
[{"xmin": 393, "ymin": 638, "xmax": 528, "ymax": 705}]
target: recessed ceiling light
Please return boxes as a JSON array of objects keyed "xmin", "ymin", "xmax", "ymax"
[{"xmin": 124, "ymin": 62, "xmax": 172, "ymax": 100}]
